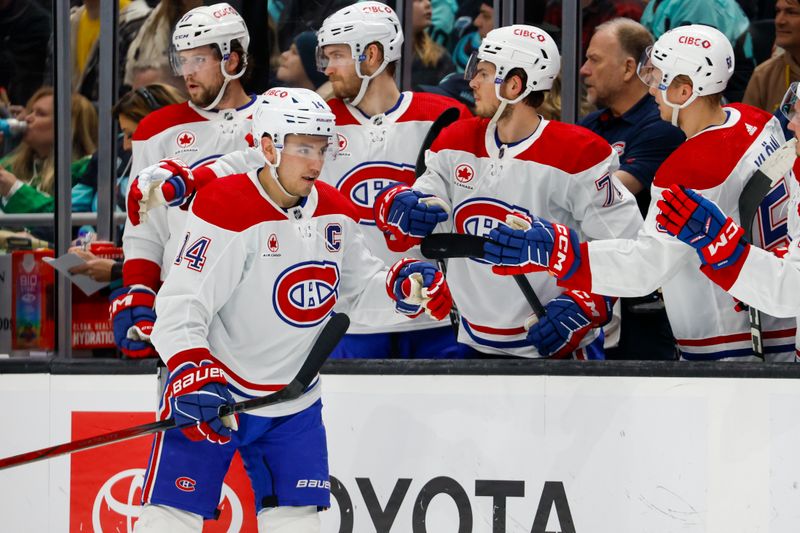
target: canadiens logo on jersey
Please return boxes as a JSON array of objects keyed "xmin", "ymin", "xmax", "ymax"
[
  {"xmin": 336, "ymin": 161, "xmax": 415, "ymax": 224},
  {"xmin": 273, "ymin": 261, "xmax": 340, "ymax": 327},
  {"xmin": 611, "ymin": 141, "xmax": 625, "ymax": 157},
  {"xmin": 454, "ymin": 198, "xmax": 532, "ymax": 261}
]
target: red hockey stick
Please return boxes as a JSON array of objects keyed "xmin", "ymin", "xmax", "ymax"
[{"xmin": 0, "ymin": 313, "xmax": 350, "ymax": 471}]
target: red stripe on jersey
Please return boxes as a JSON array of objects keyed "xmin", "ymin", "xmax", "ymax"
[
  {"xmin": 676, "ymin": 327, "xmax": 796, "ymax": 346},
  {"xmin": 191, "ymin": 173, "xmax": 286, "ymax": 231},
  {"xmin": 132, "ymin": 102, "xmax": 206, "ymax": 141},
  {"xmin": 327, "ymin": 98, "xmax": 362, "ymax": 126},
  {"xmin": 653, "ymin": 103, "xmax": 773, "ymax": 190},
  {"xmin": 314, "ymin": 181, "xmax": 359, "ymax": 222},
  {"xmin": 464, "ymin": 320, "xmax": 527, "ymax": 335},
  {"xmin": 395, "ymin": 92, "xmax": 471, "ymax": 123},
  {"xmin": 519, "ymin": 121, "xmax": 613, "ymax": 173},
  {"xmin": 430, "ymin": 117, "xmax": 490, "ymax": 157}
]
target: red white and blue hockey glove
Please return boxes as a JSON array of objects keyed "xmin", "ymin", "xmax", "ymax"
[
  {"xmin": 656, "ymin": 184, "xmax": 747, "ymax": 269},
  {"xmin": 375, "ymin": 184, "xmax": 450, "ymax": 252},
  {"xmin": 386, "ymin": 258, "xmax": 453, "ymax": 321},
  {"xmin": 526, "ymin": 289, "xmax": 613, "ymax": 358},
  {"xmin": 109, "ymin": 285, "xmax": 157, "ymax": 358},
  {"xmin": 484, "ymin": 214, "xmax": 583, "ymax": 280},
  {"xmin": 163, "ymin": 360, "xmax": 238, "ymax": 445},
  {"xmin": 127, "ymin": 158, "xmax": 194, "ymax": 225}
]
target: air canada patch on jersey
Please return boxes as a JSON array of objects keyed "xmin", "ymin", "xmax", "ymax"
[
  {"xmin": 454, "ymin": 198, "xmax": 532, "ymax": 262},
  {"xmin": 336, "ymin": 161, "xmax": 415, "ymax": 224},
  {"xmin": 273, "ymin": 261, "xmax": 340, "ymax": 327}
]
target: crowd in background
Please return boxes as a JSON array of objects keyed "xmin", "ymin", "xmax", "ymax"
[{"xmin": 0, "ymin": 0, "xmax": 798, "ymax": 360}]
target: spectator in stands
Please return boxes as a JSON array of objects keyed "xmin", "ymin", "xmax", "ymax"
[
  {"xmin": 275, "ymin": 31, "xmax": 333, "ymax": 100},
  {"xmin": 544, "ymin": 0, "xmax": 645, "ymax": 54},
  {"xmin": 451, "ymin": 1, "xmax": 491, "ymax": 72},
  {"xmin": 578, "ymin": 17, "xmax": 684, "ymax": 361},
  {"xmin": 124, "ymin": 0, "xmax": 203, "ymax": 92},
  {"xmin": 0, "ymin": 0, "xmax": 50, "ymax": 106},
  {"xmin": 412, "ymin": 0, "xmax": 456, "ymax": 87},
  {"xmin": 0, "ymin": 88, "xmax": 98, "ymax": 215},
  {"xmin": 743, "ymin": 0, "xmax": 800, "ymax": 114},
  {"xmin": 71, "ymin": 0, "xmax": 151, "ymax": 102}
]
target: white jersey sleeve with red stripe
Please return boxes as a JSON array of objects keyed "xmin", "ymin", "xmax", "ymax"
[
  {"xmin": 150, "ymin": 173, "xmax": 405, "ymax": 417},
  {"xmin": 412, "ymin": 116, "xmax": 642, "ymax": 358},
  {"xmin": 122, "ymin": 98, "xmax": 258, "ymax": 289},
  {"xmin": 580, "ymin": 104, "xmax": 796, "ymax": 360},
  {"xmin": 318, "ymin": 91, "xmax": 471, "ymax": 334}
]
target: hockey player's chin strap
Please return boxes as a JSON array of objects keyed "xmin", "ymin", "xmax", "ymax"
[
  {"xmin": 199, "ymin": 56, "xmax": 249, "ymax": 112},
  {"xmin": 347, "ymin": 60, "xmax": 390, "ymax": 108},
  {"xmin": 266, "ymin": 153, "xmax": 300, "ymax": 200},
  {"xmin": 661, "ymin": 87, "xmax": 698, "ymax": 128},
  {"xmin": 490, "ymin": 83, "xmax": 531, "ymax": 127}
]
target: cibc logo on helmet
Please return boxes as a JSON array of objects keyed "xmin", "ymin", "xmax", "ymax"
[
  {"xmin": 213, "ymin": 6, "xmax": 237, "ymax": 18},
  {"xmin": 677, "ymin": 35, "xmax": 711, "ymax": 48},
  {"xmin": 512, "ymin": 27, "xmax": 546, "ymax": 42},
  {"xmin": 265, "ymin": 88, "xmax": 289, "ymax": 98},
  {"xmin": 361, "ymin": 4, "xmax": 393, "ymax": 13}
]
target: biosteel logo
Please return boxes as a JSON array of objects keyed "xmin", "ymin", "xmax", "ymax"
[
  {"xmin": 513, "ymin": 27, "xmax": 546, "ymax": 42},
  {"xmin": 677, "ymin": 35, "xmax": 711, "ymax": 48}
]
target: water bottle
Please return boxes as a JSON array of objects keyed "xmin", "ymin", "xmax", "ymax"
[{"xmin": 0, "ymin": 118, "xmax": 27, "ymax": 137}]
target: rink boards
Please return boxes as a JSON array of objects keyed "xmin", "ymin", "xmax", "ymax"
[{"xmin": 0, "ymin": 365, "xmax": 798, "ymax": 532}]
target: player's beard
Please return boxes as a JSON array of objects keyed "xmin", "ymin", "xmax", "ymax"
[
  {"xmin": 475, "ymin": 100, "xmax": 513, "ymax": 121},
  {"xmin": 189, "ymin": 77, "xmax": 226, "ymax": 109},
  {"xmin": 330, "ymin": 74, "xmax": 362, "ymax": 101}
]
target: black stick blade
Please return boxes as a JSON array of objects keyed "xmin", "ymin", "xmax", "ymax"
[{"xmin": 421, "ymin": 233, "xmax": 488, "ymax": 259}]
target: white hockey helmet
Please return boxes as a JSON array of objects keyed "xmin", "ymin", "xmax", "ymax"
[
  {"xmin": 316, "ymin": 1, "xmax": 404, "ymax": 106},
  {"xmin": 466, "ymin": 25, "xmax": 560, "ymax": 96},
  {"xmin": 170, "ymin": 3, "xmax": 250, "ymax": 110},
  {"xmin": 637, "ymin": 24, "xmax": 733, "ymax": 124}
]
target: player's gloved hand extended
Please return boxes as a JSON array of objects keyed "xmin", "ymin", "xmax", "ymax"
[
  {"xmin": 386, "ymin": 258, "xmax": 453, "ymax": 320},
  {"xmin": 127, "ymin": 158, "xmax": 194, "ymax": 225},
  {"xmin": 526, "ymin": 290, "xmax": 613, "ymax": 358},
  {"xmin": 484, "ymin": 214, "xmax": 583, "ymax": 279},
  {"xmin": 165, "ymin": 361, "xmax": 238, "ymax": 445},
  {"xmin": 109, "ymin": 285, "xmax": 157, "ymax": 358},
  {"xmin": 656, "ymin": 184, "xmax": 747, "ymax": 269},
  {"xmin": 375, "ymin": 184, "xmax": 450, "ymax": 252}
]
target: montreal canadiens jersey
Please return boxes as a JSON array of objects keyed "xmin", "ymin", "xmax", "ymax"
[
  {"xmin": 414, "ymin": 116, "xmax": 642, "ymax": 358},
  {"xmin": 582, "ymin": 104, "xmax": 796, "ymax": 361},
  {"xmin": 151, "ymin": 174, "xmax": 406, "ymax": 417},
  {"xmin": 122, "ymin": 97, "xmax": 258, "ymax": 288},
  {"xmin": 320, "ymin": 91, "xmax": 470, "ymax": 334},
  {"xmin": 718, "ymin": 159, "xmax": 800, "ymax": 356}
]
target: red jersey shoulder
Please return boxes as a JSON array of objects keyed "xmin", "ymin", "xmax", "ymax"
[
  {"xmin": 522, "ymin": 121, "xmax": 612, "ymax": 173},
  {"xmin": 327, "ymin": 98, "xmax": 361, "ymax": 126},
  {"xmin": 399, "ymin": 92, "xmax": 471, "ymax": 122},
  {"xmin": 132, "ymin": 102, "xmax": 205, "ymax": 142},
  {"xmin": 430, "ymin": 116, "xmax": 489, "ymax": 157},
  {"xmin": 654, "ymin": 106, "xmax": 772, "ymax": 190},
  {"xmin": 191, "ymin": 173, "xmax": 283, "ymax": 231},
  {"xmin": 314, "ymin": 181, "xmax": 359, "ymax": 222}
]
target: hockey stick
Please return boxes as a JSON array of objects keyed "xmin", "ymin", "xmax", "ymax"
[
  {"xmin": 415, "ymin": 107, "xmax": 463, "ymax": 332},
  {"xmin": 0, "ymin": 313, "xmax": 350, "ymax": 471},
  {"xmin": 738, "ymin": 138, "xmax": 797, "ymax": 359},
  {"xmin": 421, "ymin": 233, "xmax": 546, "ymax": 318}
]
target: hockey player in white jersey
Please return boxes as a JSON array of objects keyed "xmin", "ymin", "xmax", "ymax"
[
  {"xmin": 127, "ymin": 1, "xmax": 472, "ymax": 359},
  {"xmin": 133, "ymin": 88, "xmax": 452, "ymax": 531},
  {"xmin": 111, "ymin": 3, "xmax": 259, "ymax": 359},
  {"xmin": 375, "ymin": 24, "xmax": 643, "ymax": 359},
  {"xmin": 482, "ymin": 24, "xmax": 797, "ymax": 361},
  {"xmin": 315, "ymin": 2, "xmax": 473, "ymax": 358},
  {"xmin": 655, "ymin": 82, "xmax": 800, "ymax": 355}
]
